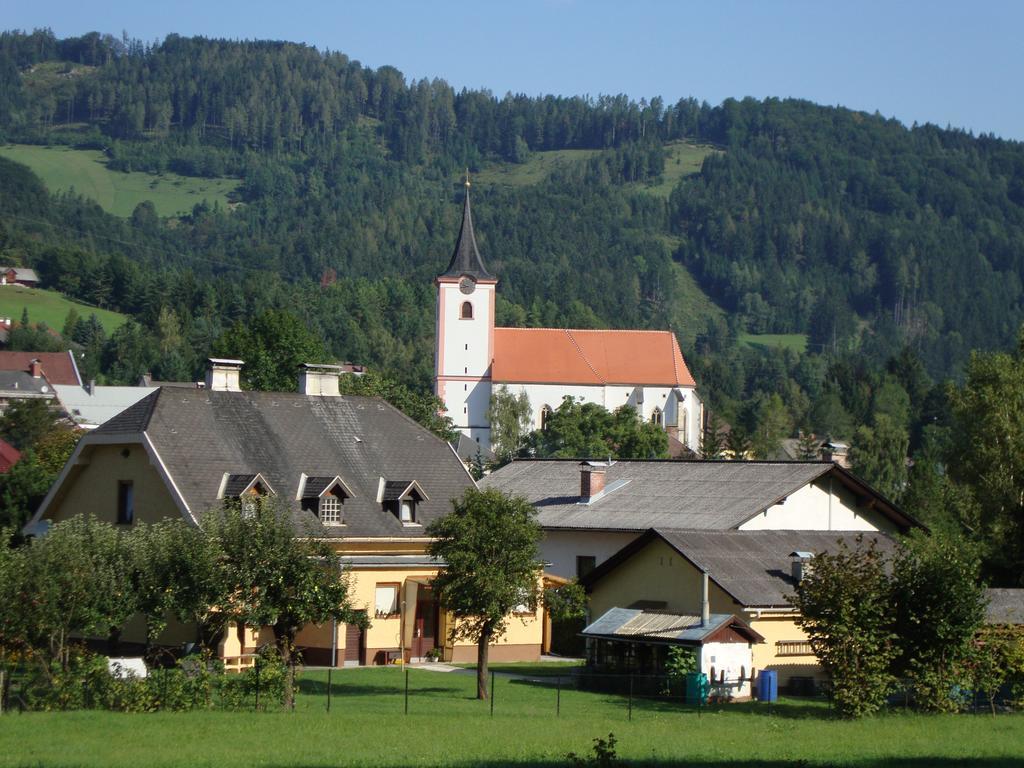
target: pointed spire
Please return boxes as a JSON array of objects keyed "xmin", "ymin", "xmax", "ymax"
[{"xmin": 439, "ymin": 174, "xmax": 495, "ymax": 280}]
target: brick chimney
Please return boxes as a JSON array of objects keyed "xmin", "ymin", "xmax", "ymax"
[
  {"xmin": 205, "ymin": 358, "xmax": 244, "ymax": 392},
  {"xmin": 580, "ymin": 461, "xmax": 609, "ymax": 500},
  {"xmin": 28, "ymin": 358, "xmax": 42, "ymax": 378},
  {"xmin": 297, "ymin": 363, "xmax": 343, "ymax": 396}
]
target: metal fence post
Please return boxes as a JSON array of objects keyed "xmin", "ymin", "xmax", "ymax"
[
  {"xmin": 556, "ymin": 675, "xmax": 561, "ymax": 717},
  {"xmin": 0, "ymin": 670, "xmax": 5, "ymax": 715},
  {"xmin": 628, "ymin": 674, "xmax": 633, "ymax": 722},
  {"xmin": 254, "ymin": 658, "xmax": 260, "ymax": 711},
  {"xmin": 490, "ymin": 671, "xmax": 495, "ymax": 717},
  {"xmin": 327, "ymin": 667, "xmax": 332, "ymax": 713}
]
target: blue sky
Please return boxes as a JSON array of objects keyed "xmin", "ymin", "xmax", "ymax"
[{"xmin": 7, "ymin": 1, "xmax": 1022, "ymax": 140}]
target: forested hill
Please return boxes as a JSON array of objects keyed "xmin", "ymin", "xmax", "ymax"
[{"xmin": 1, "ymin": 29, "xmax": 1024, "ymax": 397}]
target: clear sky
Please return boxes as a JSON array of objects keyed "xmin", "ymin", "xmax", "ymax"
[{"xmin": 6, "ymin": 0, "xmax": 1022, "ymax": 140}]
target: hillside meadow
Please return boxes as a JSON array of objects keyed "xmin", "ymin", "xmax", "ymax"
[
  {"xmin": 0, "ymin": 144, "xmax": 238, "ymax": 218},
  {"xmin": 1, "ymin": 667, "xmax": 1021, "ymax": 767},
  {"xmin": 0, "ymin": 286, "xmax": 126, "ymax": 334}
]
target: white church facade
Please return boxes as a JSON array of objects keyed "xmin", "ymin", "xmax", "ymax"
[{"xmin": 435, "ymin": 181, "xmax": 702, "ymax": 456}]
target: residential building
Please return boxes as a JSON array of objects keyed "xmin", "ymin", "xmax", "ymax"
[
  {"xmin": 481, "ymin": 458, "xmax": 915, "ymax": 580},
  {"xmin": 0, "ymin": 351, "xmax": 82, "ymax": 386},
  {"xmin": 26, "ymin": 359, "xmax": 544, "ymax": 666},
  {"xmin": 0, "ymin": 267, "xmax": 40, "ymax": 287},
  {"xmin": 435, "ymin": 180, "xmax": 702, "ymax": 457},
  {"xmin": 0, "ymin": 437, "xmax": 20, "ymax": 473}
]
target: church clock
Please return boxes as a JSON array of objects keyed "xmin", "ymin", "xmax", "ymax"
[{"xmin": 459, "ymin": 276, "xmax": 476, "ymax": 295}]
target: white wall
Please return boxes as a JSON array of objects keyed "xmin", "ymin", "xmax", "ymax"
[
  {"xmin": 737, "ymin": 478, "xmax": 898, "ymax": 533},
  {"xmin": 541, "ymin": 529, "xmax": 638, "ymax": 579},
  {"xmin": 435, "ymin": 281, "xmax": 494, "ymax": 451},
  {"xmin": 700, "ymin": 641, "xmax": 753, "ymax": 700}
]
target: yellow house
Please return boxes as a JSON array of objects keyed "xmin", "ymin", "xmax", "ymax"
[
  {"xmin": 581, "ymin": 527, "xmax": 897, "ymax": 691},
  {"xmin": 25, "ymin": 360, "xmax": 544, "ymax": 665}
]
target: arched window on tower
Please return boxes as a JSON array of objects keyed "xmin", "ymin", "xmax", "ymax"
[
  {"xmin": 650, "ymin": 407, "xmax": 664, "ymax": 428},
  {"xmin": 460, "ymin": 301, "xmax": 473, "ymax": 319},
  {"xmin": 540, "ymin": 404, "xmax": 553, "ymax": 430}
]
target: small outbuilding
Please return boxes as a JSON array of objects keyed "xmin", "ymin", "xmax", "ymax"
[{"xmin": 582, "ymin": 607, "xmax": 763, "ymax": 700}]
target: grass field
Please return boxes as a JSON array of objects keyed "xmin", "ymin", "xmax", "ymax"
[
  {"xmin": 2, "ymin": 667, "xmax": 1022, "ymax": 767},
  {"xmin": 0, "ymin": 144, "xmax": 239, "ymax": 218},
  {"xmin": 738, "ymin": 333, "xmax": 809, "ymax": 354},
  {"xmin": 472, "ymin": 148, "xmax": 605, "ymax": 187},
  {"xmin": 0, "ymin": 286, "xmax": 127, "ymax": 334}
]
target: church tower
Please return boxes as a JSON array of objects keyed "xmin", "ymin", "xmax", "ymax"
[{"xmin": 435, "ymin": 177, "xmax": 497, "ymax": 453}]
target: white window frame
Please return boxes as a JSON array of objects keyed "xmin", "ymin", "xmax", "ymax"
[
  {"xmin": 375, "ymin": 584, "xmax": 399, "ymax": 617},
  {"xmin": 319, "ymin": 494, "xmax": 342, "ymax": 525}
]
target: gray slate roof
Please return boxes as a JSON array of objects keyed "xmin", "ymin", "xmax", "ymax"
[
  {"xmin": 985, "ymin": 589, "xmax": 1024, "ymax": 625},
  {"xmin": 482, "ymin": 459, "xmax": 836, "ymax": 531},
  {"xmin": 438, "ymin": 186, "xmax": 494, "ymax": 281},
  {"xmin": 91, "ymin": 388, "xmax": 473, "ymax": 538},
  {"xmin": 0, "ymin": 371, "xmax": 53, "ymax": 396},
  {"xmin": 582, "ymin": 608, "xmax": 755, "ymax": 645},
  {"xmin": 654, "ymin": 528, "xmax": 895, "ymax": 607}
]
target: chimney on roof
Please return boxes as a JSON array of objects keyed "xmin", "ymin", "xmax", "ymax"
[
  {"xmin": 87, "ymin": 379, "xmax": 95, "ymax": 396},
  {"xmin": 580, "ymin": 460, "xmax": 612, "ymax": 501},
  {"xmin": 28, "ymin": 359, "xmax": 42, "ymax": 379},
  {"xmin": 791, "ymin": 551, "xmax": 814, "ymax": 583},
  {"xmin": 205, "ymin": 358, "xmax": 243, "ymax": 392},
  {"xmin": 297, "ymin": 363, "xmax": 342, "ymax": 396}
]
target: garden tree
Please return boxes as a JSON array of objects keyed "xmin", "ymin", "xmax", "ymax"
[
  {"xmin": 946, "ymin": 332, "xmax": 1024, "ymax": 582},
  {"xmin": 0, "ymin": 398, "xmax": 56, "ymax": 450},
  {"xmin": 61, "ymin": 307, "xmax": 79, "ymax": 340},
  {"xmin": 427, "ymin": 488, "xmax": 542, "ymax": 700},
  {"xmin": 527, "ymin": 398, "xmax": 668, "ymax": 459},
  {"xmin": 751, "ymin": 392, "xmax": 791, "ymax": 459},
  {"xmin": 337, "ymin": 370, "xmax": 456, "ymax": 443},
  {"xmin": 964, "ymin": 626, "xmax": 1024, "ymax": 716},
  {"xmin": 849, "ymin": 414, "xmax": 909, "ymax": 501},
  {"xmin": 214, "ymin": 310, "xmax": 329, "ymax": 393},
  {"xmin": 486, "ymin": 385, "xmax": 532, "ymax": 465},
  {"xmin": 7, "ymin": 321, "xmax": 66, "ymax": 352},
  {"xmin": 699, "ymin": 412, "xmax": 725, "ymax": 459},
  {"xmin": 901, "ymin": 425, "xmax": 974, "ymax": 534},
  {"xmin": 792, "ymin": 539, "xmax": 898, "ymax": 718},
  {"xmin": 32, "ymin": 426, "xmax": 82, "ymax": 474},
  {"xmin": 890, "ymin": 533, "xmax": 986, "ymax": 711},
  {"xmin": 100, "ymin": 320, "xmax": 160, "ymax": 385},
  {"xmin": 0, "ymin": 451, "xmax": 54, "ymax": 530},
  {"xmin": 809, "ymin": 391, "xmax": 854, "ymax": 440},
  {"xmin": 133, "ymin": 519, "xmax": 226, "ymax": 651},
  {"xmin": 11, "ymin": 516, "xmax": 139, "ymax": 670},
  {"xmin": 203, "ymin": 500, "xmax": 364, "ymax": 709},
  {"xmin": 724, "ymin": 426, "xmax": 751, "ymax": 460},
  {"xmin": 796, "ymin": 430, "xmax": 820, "ymax": 460}
]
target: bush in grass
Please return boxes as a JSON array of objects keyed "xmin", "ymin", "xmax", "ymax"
[{"xmin": 219, "ymin": 648, "xmax": 289, "ymax": 710}]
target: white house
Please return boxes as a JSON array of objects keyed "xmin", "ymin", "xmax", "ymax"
[{"xmin": 435, "ymin": 180, "xmax": 702, "ymax": 456}]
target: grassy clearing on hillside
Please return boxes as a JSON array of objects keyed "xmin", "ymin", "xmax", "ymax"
[
  {"xmin": 636, "ymin": 141, "xmax": 719, "ymax": 198},
  {"xmin": 2, "ymin": 667, "xmax": 1022, "ymax": 767},
  {"xmin": 739, "ymin": 332, "xmax": 809, "ymax": 353},
  {"xmin": 0, "ymin": 144, "xmax": 239, "ymax": 218},
  {"xmin": 0, "ymin": 286, "xmax": 126, "ymax": 334},
  {"xmin": 473, "ymin": 148, "xmax": 604, "ymax": 187}
]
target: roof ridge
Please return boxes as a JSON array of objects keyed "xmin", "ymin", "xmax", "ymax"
[
  {"xmin": 669, "ymin": 333, "xmax": 681, "ymax": 385},
  {"xmin": 495, "ymin": 326, "xmax": 676, "ymax": 335},
  {"xmin": 564, "ymin": 329, "xmax": 605, "ymax": 384}
]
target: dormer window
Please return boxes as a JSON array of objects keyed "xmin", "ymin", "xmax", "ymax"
[
  {"xmin": 219, "ymin": 473, "xmax": 277, "ymax": 519},
  {"xmin": 460, "ymin": 301, "xmax": 473, "ymax": 319},
  {"xmin": 380, "ymin": 480, "xmax": 429, "ymax": 526},
  {"xmin": 298, "ymin": 475, "xmax": 355, "ymax": 526}
]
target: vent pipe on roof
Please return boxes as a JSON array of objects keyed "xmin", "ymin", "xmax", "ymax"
[
  {"xmin": 701, "ymin": 571, "xmax": 710, "ymax": 627},
  {"xmin": 205, "ymin": 358, "xmax": 243, "ymax": 392},
  {"xmin": 297, "ymin": 363, "xmax": 343, "ymax": 396}
]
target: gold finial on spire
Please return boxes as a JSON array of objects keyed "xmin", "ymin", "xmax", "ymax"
[{"xmin": 464, "ymin": 168, "xmax": 471, "ymax": 188}]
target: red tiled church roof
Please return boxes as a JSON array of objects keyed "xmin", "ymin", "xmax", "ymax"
[
  {"xmin": 0, "ymin": 438, "xmax": 20, "ymax": 473},
  {"xmin": 0, "ymin": 351, "xmax": 81, "ymax": 386},
  {"xmin": 492, "ymin": 328, "xmax": 695, "ymax": 387}
]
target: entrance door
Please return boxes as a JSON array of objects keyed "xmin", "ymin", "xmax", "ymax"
[
  {"xmin": 413, "ymin": 595, "xmax": 438, "ymax": 659},
  {"xmin": 344, "ymin": 610, "xmax": 366, "ymax": 665}
]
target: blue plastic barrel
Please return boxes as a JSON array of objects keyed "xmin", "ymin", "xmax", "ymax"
[
  {"xmin": 758, "ymin": 670, "xmax": 778, "ymax": 702},
  {"xmin": 684, "ymin": 672, "xmax": 709, "ymax": 705}
]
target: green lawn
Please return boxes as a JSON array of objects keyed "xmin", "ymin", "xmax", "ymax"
[
  {"xmin": 739, "ymin": 333, "xmax": 809, "ymax": 354},
  {"xmin": 2, "ymin": 667, "xmax": 1022, "ymax": 767},
  {"xmin": 453, "ymin": 660, "xmax": 584, "ymax": 677},
  {"xmin": 0, "ymin": 144, "xmax": 239, "ymax": 218},
  {"xmin": 0, "ymin": 286, "xmax": 126, "ymax": 334}
]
